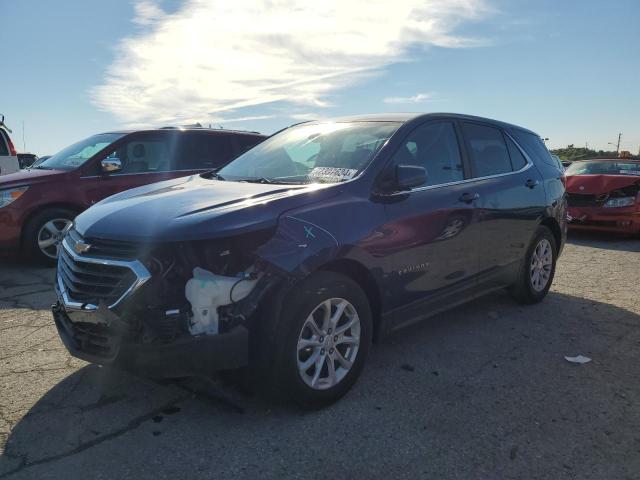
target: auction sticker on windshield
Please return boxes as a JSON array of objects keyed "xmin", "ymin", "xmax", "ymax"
[{"xmin": 308, "ymin": 167, "xmax": 358, "ymax": 183}]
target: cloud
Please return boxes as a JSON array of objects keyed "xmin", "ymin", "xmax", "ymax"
[
  {"xmin": 383, "ymin": 93, "xmax": 432, "ymax": 104},
  {"xmin": 92, "ymin": 0, "xmax": 490, "ymax": 125}
]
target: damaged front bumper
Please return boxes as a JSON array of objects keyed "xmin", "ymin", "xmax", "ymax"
[
  {"xmin": 52, "ymin": 302, "xmax": 248, "ymax": 377},
  {"xmin": 567, "ymin": 207, "xmax": 640, "ymax": 234}
]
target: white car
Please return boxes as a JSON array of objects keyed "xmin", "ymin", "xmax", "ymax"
[{"xmin": 0, "ymin": 115, "xmax": 20, "ymax": 176}]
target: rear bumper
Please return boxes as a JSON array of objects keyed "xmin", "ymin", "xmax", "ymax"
[
  {"xmin": 567, "ymin": 206, "xmax": 640, "ymax": 234},
  {"xmin": 53, "ymin": 303, "xmax": 248, "ymax": 378}
]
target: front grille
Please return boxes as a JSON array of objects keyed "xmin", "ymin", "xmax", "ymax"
[
  {"xmin": 68, "ymin": 321, "xmax": 118, "ymax": 358},
  {"xmin": 54, "ymin": 307, "xmax": 120, "ymax": 360},
  {"xmin": 58, "ymin": 245, "xmax": 138, "ymax": 307},
  {"xmin": 67, "ymin": 228, "xmax": 141, "ymax": 260},
  {"xmin": 566, "ymin": 193, "xmax": 608, "ymax": 207}
]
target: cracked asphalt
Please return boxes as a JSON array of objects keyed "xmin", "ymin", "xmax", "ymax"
[{"xmin": 1, "ymin": 233, "xmax": 639, "ymax": 479}]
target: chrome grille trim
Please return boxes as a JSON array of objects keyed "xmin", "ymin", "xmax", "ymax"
[{"xmin": 56, "ymin": 235, "xmax": 151, "ymax": 312}]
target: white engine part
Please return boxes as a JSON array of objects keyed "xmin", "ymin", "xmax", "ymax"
[{"xmin": 185, "ymin": 267, "xmax": 258, "ymax": 336}]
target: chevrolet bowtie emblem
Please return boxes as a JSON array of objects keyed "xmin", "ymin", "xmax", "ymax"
[{"xmin": 74, "ymin": 241, "xmax": 91, "ymax": 255}]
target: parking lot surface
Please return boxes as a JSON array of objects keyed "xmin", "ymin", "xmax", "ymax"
[{"xmin": 1, "ymin": 233, "xmax": 639, "ymax": 479}]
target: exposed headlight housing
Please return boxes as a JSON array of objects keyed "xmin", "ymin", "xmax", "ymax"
[
  {"xmin": 0, "ymin": 186, "xmax": 28, "ymax": 208},
  {"xmin": 603, "ymin": 196, "xmax": 636, "ymax": 208}
]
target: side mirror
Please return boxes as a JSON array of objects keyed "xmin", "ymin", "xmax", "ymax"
[
  {"xmin": 394, "ymin": 164, "xmax": 427, "ymax": 190},
  {"xmin": 101, "ymin": 158, "xmax": 122, "ymax": 173}
]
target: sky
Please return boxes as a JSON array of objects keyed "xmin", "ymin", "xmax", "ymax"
[{"xmin": 1, "ymin": 0, "xmax": 639, "ymax": 156}]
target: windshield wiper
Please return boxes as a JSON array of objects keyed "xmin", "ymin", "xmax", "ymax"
[
  {"xmin": 203, "ymin": 171, "xmax": 226, "ymax": 180},
  {"xmin": 238, "ymin": 177, "xmax": 276, "ymax": 184}
]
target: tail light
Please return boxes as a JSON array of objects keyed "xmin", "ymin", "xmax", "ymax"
[{"xmin": 5, "ymin": 133, "xmax": 17, "ymax": 156}]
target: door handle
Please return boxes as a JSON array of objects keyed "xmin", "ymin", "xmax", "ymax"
[
  {"xmin": 525, "ymin": 179, "xmax": 539, "ymax": 189},
  {"xmin": 459, "ymin": 192, "xmax": 480, "ymax": 203}
]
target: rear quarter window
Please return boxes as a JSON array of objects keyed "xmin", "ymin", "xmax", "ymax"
[
  {"xmin": 0, "ymin": 131, "xmax": 9, "ymax": 155},
  {"xmin": 510, "ymin": 129, "xmax": 555, "ymax": 168}
]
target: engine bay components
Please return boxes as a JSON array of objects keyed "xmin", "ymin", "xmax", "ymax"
[{"xmin": 185, "ymin": 267, "xmax": 259, "ymax": 335}]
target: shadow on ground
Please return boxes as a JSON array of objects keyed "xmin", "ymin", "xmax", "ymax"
[
  {"xmin": 567, "ymin": 230, "xmax": 640, "ymax": 252},
  {"xmin": 2, "ymin": 290, "xmax": 639, "ymax": 479},
  {"xmin": 0, "ymin": 261, "xmax": 55, "ymax": 311}
]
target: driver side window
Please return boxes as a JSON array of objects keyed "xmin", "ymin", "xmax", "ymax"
[
  {"xmin": 105, "ymin": 136, "xmax": 172, "ymax": 175},
  {"xmin": 392, "ymin": 122, "xmax": 464, "ymax": 187}
]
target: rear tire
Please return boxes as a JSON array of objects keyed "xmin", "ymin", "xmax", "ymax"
[
  {"xmin": 509, "ymin": 225, "xmax": 557, "ymax": 304},
  {"xmin": 248, "ymin": 271, "xmax": 373, "ymax": 408},
  {"xmin": 23, "ymin": 208, "xmax": 75, "ymax": 266}
]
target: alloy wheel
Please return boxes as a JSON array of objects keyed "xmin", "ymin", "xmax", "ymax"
[
  {"xmin": 530, "ymin": 238, "xmax": 553, "ymax": 292},
  {"xmin": 37, "ymin": 218, "xmax": 73, "ymax": 259},
  {"xmin": 296, "ymin": 298, "xmax": 361, "ymax": 390}
]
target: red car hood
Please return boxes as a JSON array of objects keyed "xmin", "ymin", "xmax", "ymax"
[
  {"xmin": 565, "ymin": 174, "xmax": 640, "ymax": 194},
  {"xmin": 0, "ymin": 168, "xmax": 67, "ymax": 187}
]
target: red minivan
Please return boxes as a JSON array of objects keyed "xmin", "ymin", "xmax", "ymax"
[{"xmin": 0, "ymin": 128, "xmax": 266, "ymax": 264}]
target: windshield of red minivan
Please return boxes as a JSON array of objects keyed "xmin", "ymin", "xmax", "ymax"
[{"xmin": 34, "ymin": 133, "xmax": 124, "ymax": 171}]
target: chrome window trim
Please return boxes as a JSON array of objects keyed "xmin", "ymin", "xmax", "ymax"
[
  {"xmin": 382, "ymin": 130, "xmax": 535, "ymax": 196},
  {"xmin": 56, "ymin": 236, "xmax": 151, "ymax": 312}
]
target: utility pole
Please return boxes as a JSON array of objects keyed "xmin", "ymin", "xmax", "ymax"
[
  {"xmin": 22, "ymin": 121, "xmax": 26, "ymax": 152},
  {"xmin": 616, "ymin": 132, "xmax": 621, "ymax": 153}
]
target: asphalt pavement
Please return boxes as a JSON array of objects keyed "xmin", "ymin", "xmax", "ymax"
[{"xmin": 1, "ymin": 233, "xmax": 639, "ymax": 479}]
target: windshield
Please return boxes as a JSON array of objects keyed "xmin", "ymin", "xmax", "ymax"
[
  {"xmin": 565, "ymin": 160, "xmax": 640, "ymax": 176},
  {"xmin": 217, "ymin": 121, "xmax": 400, "ymax": 184},
  {"xmin": 35, "ymin": 133, "xmax": 124, "ymax": 170}
]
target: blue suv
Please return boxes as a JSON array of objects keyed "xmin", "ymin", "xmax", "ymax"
[{"xmin": 52, "ymin": 113, "xmax": 566, "ymax": 407}]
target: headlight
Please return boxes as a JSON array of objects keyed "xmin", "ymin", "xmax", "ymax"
[
  {"xmin": 0, "ymin": 187, "xmax": 28, "ymax": 208},
  {"xmin": 603, "ymin": 196, "xmax": 636, "ymax": 208}
]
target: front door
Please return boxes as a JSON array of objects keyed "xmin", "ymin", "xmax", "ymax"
[{"xmin": 379, "ymin": 121, "xmax": 481, "ymax": 326}]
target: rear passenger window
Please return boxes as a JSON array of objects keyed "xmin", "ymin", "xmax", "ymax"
[
  {"xmin": 510, "ymin": 130, "xmax": 554, "ymax": 167},
  {"xmin": 176, "ymin": 134, "xmax": 235, "ymax": 170},
  {"xmin": 392, "ymin": 122, "xmax": 463, "ymax": 187},
  {"xmin": 505, "ymin": 135, "xmax": 527, "ymax": 170},
  {"xmin": 234, "ymin": 135, "xmax": 263, "ymax": 156},
  {"xmin": 462, "ymin": 123, "xmax": 512, "ymax": 177}
]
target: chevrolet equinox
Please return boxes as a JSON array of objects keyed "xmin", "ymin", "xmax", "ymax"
[{"xmin": 52, "ymin": 113, "xmax": 567, "ymax": 407}]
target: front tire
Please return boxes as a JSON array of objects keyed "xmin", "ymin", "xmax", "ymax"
[
  {"xmin": 256, "ymin": 271, "xmax": 373, "ymax": 408},
  {"xmin": 23, "ymin": 208, "xmax": 75, "ymax": 266},
  {"xmin": 509, "ymin": 225, "xmax": 557, "ymax": 304}
]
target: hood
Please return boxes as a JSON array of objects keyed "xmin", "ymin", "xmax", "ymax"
[
  {"xmin": 565, "ymin": 174, "xmax": 640, "ymax": 194},
  {"xmin": 75, "ymin": 174, "xmax": 339, "ymax": 242},
  {"xmin": 0, "ymin": 168, "xmax": 67, "ymax": 187}
]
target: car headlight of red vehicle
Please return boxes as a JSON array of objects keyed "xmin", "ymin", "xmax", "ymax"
[
  {"xmin": 603, "ymin": 196, "xmax": 636, "ymax": 208},
  {"xmin": 0, "ymin": 186, "xmax": 28, "ymax": 208}
]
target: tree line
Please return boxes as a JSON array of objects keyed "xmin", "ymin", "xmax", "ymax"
[{"xmin": 550, "ymin": 145, "xmax": 639, "ymax": 161}]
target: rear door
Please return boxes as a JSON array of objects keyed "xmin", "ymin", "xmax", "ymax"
[
  {"xmin": 459, "ymin": 122, "xmax": 546, "ymax": 289},
  {"xmin": 380, "ymin": 120, "xmax": 482, "ymax": 325}
]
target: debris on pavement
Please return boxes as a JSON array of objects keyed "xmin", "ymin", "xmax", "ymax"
[{"xmin": 564, "ymin": 355, "xmax": 592, "ymax": 364}]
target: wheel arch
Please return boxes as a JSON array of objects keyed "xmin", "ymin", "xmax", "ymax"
[
  {"xmin": 21, "ymin": 202, "xmax": 84, "ymax": 248},
  {"xmin": 318, "ymin": 258, "xmax": 383, "ymax": 342},
  {"xmin": 539, "ymin": 216, "xmax": 562, "ymax": 251}
]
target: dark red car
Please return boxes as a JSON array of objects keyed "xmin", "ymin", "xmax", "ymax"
[
  {"xmin": 0, "ymin": 128, "xmax": 266, "ymax": 263},
  {"xmin": 565, "ymin": 158, "xmax": 640, "ymax": 235}
]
